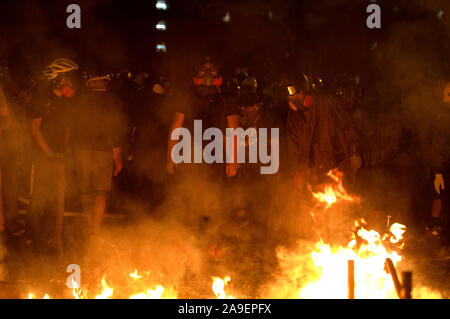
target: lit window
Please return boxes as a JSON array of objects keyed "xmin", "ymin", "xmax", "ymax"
[
  {"xmin": 156, "ymin": 0, "xmax": 168, "ymax": 10},
  {"xmin": 156, "ymin": 21, "xmax": 167, "ymax": 30},
  {"xmin": 156, "ymin": 42, "xmax": 167, "ymax": 53},
  {"xmin": 222, "ymin": 12, "xmax": 231, "ymax": 23}
]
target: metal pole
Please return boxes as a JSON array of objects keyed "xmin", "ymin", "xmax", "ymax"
[
  {"xmin": 385, "ymin": 258, "xmax": 403, "ymax": 299},
  {"xmin": 348, "ymin": 260, "xmax": 355, "ymax": 299},
  {"xmin": 402, "ymin": 271, "xmax": 412, "ymax": 299}
]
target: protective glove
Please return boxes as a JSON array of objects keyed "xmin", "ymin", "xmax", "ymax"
[
  {"xmin": 434, "ymin": 173, "xmax": 445, "ymax": 194},
  {"xmin": 350, "ymin": 155, "xmax": 362, "ymax": 173},
  {"xmin": 226, "ymin": 162, "xmax": 239, "ymax": 177}
]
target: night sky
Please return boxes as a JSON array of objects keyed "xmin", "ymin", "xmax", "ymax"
[{"xmin": 0, "ymin": 0, "xmax": 448, "ymax": 86}]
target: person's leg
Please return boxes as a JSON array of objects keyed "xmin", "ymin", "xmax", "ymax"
[
  {"xmin": 91, "ymin": 151, "xmax": 113, "ymax": 236},
  {"xmin": 52, "ymin": 161, "xmax": 66, "ymax": 254},
  {"xmin": 26, "ymin": 160, "xmax": 50, "ymax": 247},
  {"xmin": 80, "ymin": 194, "xmax": 94, "ymax": 232},
  {"xmin": 3, "ymin": 157, "xmax": 18, "ymax": 232},
  {"xmin": 92, "ymin": 193, "xmax": 107, "ymax": 235},
  {"xmin": 76, "ymin": 150, "xmax": 95, "ymax": 233}
]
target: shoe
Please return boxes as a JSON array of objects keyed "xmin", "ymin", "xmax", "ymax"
[{"xmin": 425, "ymin": 225, "xmax": 442, "ymax": 238}]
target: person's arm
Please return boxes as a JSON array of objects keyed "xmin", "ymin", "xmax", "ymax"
[
  {"xmin": 112, "ymin": 102, "xmax": 127, "ymax": 176},
  {"xmin": 166, "ymin": 112, "xmax": 185, "ymax": 174},
  {"xmin": 113, "ymin": 147, "xmax": 123, "ymax": 176},
  {"xmin": 226, "ymin": 114, "xmax": 240, "ymax": 177},
  {"xmin": 31, "ymin": 117, "xmax": 52, "ymax": 156}
]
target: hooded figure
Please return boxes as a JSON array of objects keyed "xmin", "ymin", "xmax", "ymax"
[{"xmin": 285, "ymin": 75, "xmax": 361, "ymax": 186}]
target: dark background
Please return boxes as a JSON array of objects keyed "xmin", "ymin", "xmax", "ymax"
[{"xmin": 0, "ymin": 0, "xmax": 448, "ymax": 87}]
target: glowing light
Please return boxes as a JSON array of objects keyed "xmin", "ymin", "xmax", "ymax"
[
  {"xmin": 156, "ymin": 42, "xmax": 167, "ymax": 53},
  {"xmin": 212, "ymin": 277, "xmax": 234, "ymax": 299},
  {"xmin": 155, "ymin": 0, "xmax": 168, "ymax": 10},
  {"xmin": 130, "ymin": 269, "xmax": 142, "ymax": 279},
  {"xmin": 95, "ymin": 276, "xmax": 113, "ymax": 299},
  {"xmin": 222, "ymin": 12, "xmax": 231, "ymax": 23},
  {"xmin": 155, "ymin": 21, "xmax": 167, "ymax": 30}
]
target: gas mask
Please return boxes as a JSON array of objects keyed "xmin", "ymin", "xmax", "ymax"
[
  {"xmin": 287, "ymin": 85, "xmax": 313, "ymax": 112},
  {"xmin": 52, "ymin": 74, "xmax": 77, "ymax": 98},
  {"xmin": 193, "ymin": 62, "xmax": 222, "ymax": 96}
]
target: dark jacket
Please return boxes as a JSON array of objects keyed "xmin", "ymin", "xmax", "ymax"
[{"xmin": 286, "ymin": 91, "xmax": 359, "ymax": 174}]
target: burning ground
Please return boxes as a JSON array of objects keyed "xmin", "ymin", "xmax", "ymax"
[{"xmin": 1, "ymin": 170, "xmax": 449, "ymax": 299}]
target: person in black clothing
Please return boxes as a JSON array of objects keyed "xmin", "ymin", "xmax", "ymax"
[
  {"xmin": 166, "ymin": 58, "xmax": 240, "ymax": 238},
  {"xmin": 424, "ymin": 81, "xmax": 450, "ymax": 243},
  {"xmin": 71, "ymin": 76, "xmax": 126, "ymax": 238},
  {"xmin": 28, "ymin": 58, "xmax": 80, "ymax": 254},
  {"xmin": 231, "ymin": 74, "xmax": 275, "ymax": 230}
]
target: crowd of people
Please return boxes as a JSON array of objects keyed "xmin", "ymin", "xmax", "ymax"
[{"xmin": 0, "ymin": 55, "xmax": 449, "ymax": 261}]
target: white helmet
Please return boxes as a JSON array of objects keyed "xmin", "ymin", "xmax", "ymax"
[{"xmin": 43, "ymin": 58, "xmax": 79, "ymax": 80}]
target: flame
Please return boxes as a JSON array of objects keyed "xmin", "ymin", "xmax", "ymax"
[
  {"xmin": 389, "ymin": 223, "xmax": 406, "ymax": 245},
  {"xmin": 311, "ymin": 169, "xmax": 360, "ymax": 210},
  {"xmin": 71, "ymin": 277, "xmax": 85, "ymax": 299},
  {"xmin": 212, "ymin": 276, "xmax": 234, "ymax": 299},
  {"xmin": 24, "ymin": 171, "xmax": 444, "ymax": 299},
  {"xmin": 28, "ymin": 293, "xmax": 52, "ymax": 299},
  {"xmin": 129, "ymin": 285, "xmax": 165, "ymax": 299},
  {"xmin": 263, "ymin": 169, "xmax": 442, "ymax": 299},
  {"xmin": 95, "ymin": 276, "xmax": 114, "ymax": 299},
  {"xmin": 301, "ymin": 171, "xmax": 405, "ymax": 298},
  {"xmin": 130, "ymin": 269, "xmax": 142, "ymax": 279}
]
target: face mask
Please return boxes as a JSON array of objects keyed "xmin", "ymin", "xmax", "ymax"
[
  {"xmin": 62, "ymin": 84, "xmax": 75, "ymax": 98},
  {"xmin": 193, "ymin": 63, "xmax": 222, "ymax": 88},
  {"xmin": 290, "ymin": 96, "xmax": 312, "ymax": 112},
  {"xmin": 195, "ymin": 85, "xmax": 218, "ymax": 96}
]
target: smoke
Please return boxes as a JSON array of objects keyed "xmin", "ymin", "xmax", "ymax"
[{"xmin": 77, "ymin": 215, "xmax": 204, "ymax": 297}]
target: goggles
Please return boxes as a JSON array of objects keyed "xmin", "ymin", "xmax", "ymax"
[{"xmin": 193, "ymin": 62, "xmax": 222, "ymax": 87}]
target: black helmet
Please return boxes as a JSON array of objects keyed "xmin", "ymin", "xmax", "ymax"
[
  {"xmin": 333, "ymin": 74, "xmax": 361, "ymax": 98},
  {"xmin": 284, "ymin": 73, "xmax": 311, "ymax": 99}
]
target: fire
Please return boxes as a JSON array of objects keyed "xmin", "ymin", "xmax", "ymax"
[
  {"xmin": 262, "ymin": 169, "xmax": 443, "ymax": 299},
  {"xmin": 28, "ymin": 293, "xmax": 51, "ymax": 299},
  {"xmin": 129, "ymin": 269, "xmax": 142, "ymax": 279},
  {"xmin": 311, "ymin": 169, "xmax": 360, "ymax": 210},
  {"xmin": 71, "ymin": 277, "xmax": 85, "ymax": 299},
  {"xmin": 129, "ymin": 285, "xmax": 165, "ymax": 299},
  {"xmin": 300, "ymin": 170, "xmax": 415, "ymax": 298},
  {"xmin": 24, "ymin": 169, "xmax": 444, "ymax": 299},
  {"xmin": 388, "ymin": 223, "xmax": 406, "ymax": 245},
  {"xmin": 95, "ymin": 276, "xmax": 114, "ymax": 299},
  {"xmin": 212, "ymin": 276, "xmax": 234, "ymax": 299}
]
